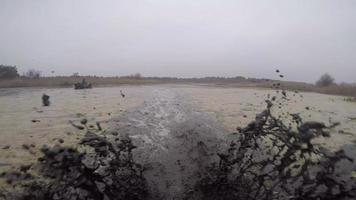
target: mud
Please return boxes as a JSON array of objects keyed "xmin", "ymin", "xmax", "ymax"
[
  {"xmin": 0, "ymin": 88, "xmax": 229, "ymax": 200},
  {"xmin": 195, "ymin": 101, "xmax": 356, "ymax": 200},
  {"xmin": 1, "ymin": 85, "xmax": 356, "ymax": 199},
  {"xmin": 0, "ymin": 130, "xmax": 148, "ymax": 200},
  {"xmin": 0, "ymin": 86, "xmax": 149, "ymax": 168},
  {"xmin": 109, "ymin": 88, "xmax": 228, "ymax": 199},
  {"xmin": 179, "ymin": 85, "xmax": 356, "ymax": 150},
  {"xmin": 41, "ymin": 94, "xmax": 50, "ymax": 107}
]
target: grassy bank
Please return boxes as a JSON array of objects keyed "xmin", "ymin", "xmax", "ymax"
[
  {"xmin": 1, "ymin": 76, "xmax": 355, "ymax": 97},
  {"xmin": 0, "ymin": 77, "xmax": 167, "ymax": 88},
  {"xmin": 261, "ymin": 80, "xmax": 356, "ymax": 97}
]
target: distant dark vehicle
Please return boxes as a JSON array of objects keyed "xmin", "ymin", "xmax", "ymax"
[{"xmin": 74, "ymin": 79, "xmax": 92, "ymax": 90}]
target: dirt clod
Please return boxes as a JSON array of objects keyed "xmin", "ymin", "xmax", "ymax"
[{"xmin": 42, "ymin": 94, "xmax": 50, "ymax": 107}]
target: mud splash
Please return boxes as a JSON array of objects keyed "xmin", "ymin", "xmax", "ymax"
[
  {"xmin": 194, "ymin": 100, "xmax": 356, "ymax": 199},
  {"xmin": 0, "ymin": 125, "xmax": 148, "ymax": 200},
  {"xmin": 109, "ymin": 89, "xmax": 228, "ymax": 199}
]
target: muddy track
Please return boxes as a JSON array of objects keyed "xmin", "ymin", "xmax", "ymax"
[{"xmin": 110, "ymin": 88, "xmax": 228, "ymax": 200}]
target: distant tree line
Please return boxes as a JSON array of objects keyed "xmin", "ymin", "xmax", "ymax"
[
  {"xmin": 0, "ymin": 64, "xmax": 352, "ymax": 90},
  {"xmin": 0, "ymin": 65, "xmax": 43, "ymax": 79}
]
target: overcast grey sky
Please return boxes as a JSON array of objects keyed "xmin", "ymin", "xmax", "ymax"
[{"xmin": 1, "ymin": 0, "xmax": 355, "ymax": 83}]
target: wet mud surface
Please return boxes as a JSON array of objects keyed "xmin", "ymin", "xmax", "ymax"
[
  {"xmin": 181, "ymin": 86, "xmax": 356, "ymax": 150},
  {"xmin": 110, "ymin": 88, "xmax": 228, "ymax": 199},
  {"xmin": 0, "ymin": 86, "xmax": 149, "ymax": 167}
]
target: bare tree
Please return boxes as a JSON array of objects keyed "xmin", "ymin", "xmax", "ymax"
[
  {"xmin": 127, "ymin": 73, "xmax": 142, "ymax": 79},
  {"xmin": 72, "ymin": 72, "xmax": 80, "ymax": 77},
  {"xmin": 316, "ymin": 73, "xmax": 335, "ymax": 87},
  {"xmin": 24, "ymin": 69, "xmax": 41, "ymax": 79}
]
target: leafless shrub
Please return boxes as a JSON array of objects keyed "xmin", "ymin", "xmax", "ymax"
[
  {"xmin": 72, "ymin": 72, "xmax": 80, "ymax": 77},
  {"xmin": 132, "ymin": 73, "xmax": 142, "ymax": 79}
]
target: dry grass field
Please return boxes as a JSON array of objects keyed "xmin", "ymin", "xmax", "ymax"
[
  {"xmin": 0, "ymin": 77, "xmax": 165, "ymax": 88},
  {"xmin": 1, "ymin": 76, "xmax": 356, "ymax": 98}
]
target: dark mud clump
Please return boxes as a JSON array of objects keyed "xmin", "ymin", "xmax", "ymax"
[
  {"xmin": 0, "ymin": 122, "xmax": 147, "ymax": 200},
  {"xmin": 42, "ymin": 94, "xmax": 50, "ymax": 107},
  {"xmin": 194, "ymin": 99, "xmax": 356, "ymax": 200},
  {"xmin": 2, "ymin": 145, "xmax": 10, "ymax": 150}
]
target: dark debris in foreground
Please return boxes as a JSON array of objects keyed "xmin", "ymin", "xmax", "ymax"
[
  {"xmin": 0, "ymin": 123, "xmax": 148, "ymax": 200},
  {"xmin": 194, "ymin": 99, "xmax": 356, "ymax": 200}
]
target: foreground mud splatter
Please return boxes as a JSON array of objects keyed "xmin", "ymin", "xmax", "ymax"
[
  {"xmin": 110, "ymin": 89, "xmax": 228, "ymax": 199},
  {"xmin": 194, "ymin": 100, "xmax": 356, "ymax": 199},
  {"xmin": 0, "ymin": 125, "xmax": 148, "ymax": 200}
]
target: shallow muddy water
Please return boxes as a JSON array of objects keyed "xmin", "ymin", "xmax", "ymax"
[
  {"xmin": 177, "ymin": 85, "xmax": 356, "ymax": 149},
  {"xmin": 0, "ymin": 86, "xmax": 152, "ymax": 166}
]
